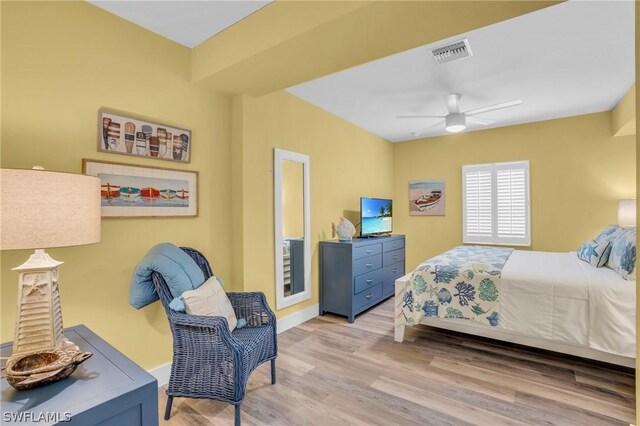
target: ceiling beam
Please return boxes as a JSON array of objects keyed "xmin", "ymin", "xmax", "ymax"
[{"xmin": 192, "ymin": 1, "xmax": 560, "ymax": 96}]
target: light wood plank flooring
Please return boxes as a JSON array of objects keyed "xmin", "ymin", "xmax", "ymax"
[{"xmin": 159, "ymin": 298, "xmax": 635, "ymax": 425}]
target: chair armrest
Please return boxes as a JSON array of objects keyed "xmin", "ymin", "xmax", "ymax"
[
  {"xmin": 227, "ymin": 292, "xmax": 276, "ymax": 327},
  {"xmin": 171, "ymin": 312, "xmax": 242, "ymax": 352},
  {"xmin": 172, "ymin": 311, "xmax": 228, "ymax": 330}
]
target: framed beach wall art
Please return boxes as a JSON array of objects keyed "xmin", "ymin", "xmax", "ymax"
[
  {"xmin": 409, "ymin": 180, "xmax": 445, "ymax": 216},
  {"xmin": 83, "ymin": 159, "xmax": 198, "ymax": 218},
  {"xmin": 98, "ymin": 109, "xmax": 192, "ymax": 163}
]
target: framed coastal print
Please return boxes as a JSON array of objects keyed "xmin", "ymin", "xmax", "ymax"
[
  {"xmin": 409, "ymin": 180, "xmax": 445, "ymax": 216},
  {"xmin": 98, "ymin": 109, "xmax": 192, "ymax": 163},
  {"xmin": 83, "ymin": 159, "xmax": 198, "ymax": 218}
]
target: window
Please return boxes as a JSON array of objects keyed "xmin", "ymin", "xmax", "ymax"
[{"xmin": 462, "ymin": 161, "xmax": 530, "ymax": 246}]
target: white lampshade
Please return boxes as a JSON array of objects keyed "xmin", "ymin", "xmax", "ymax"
[
  {"xmin": 0, "ymin": 168, "xmax": 101, "ymax": 250},
  {"xmin": 618, "ymin": 199, "xmax": 636, "ymax": 227}
]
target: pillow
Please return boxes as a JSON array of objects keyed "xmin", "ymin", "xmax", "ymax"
[
  {"xmin": 181, "ymin": 276, "xmax": 239, "ymax": 331},
  {"xmin": 130, "ymin": 243, "xmax": 205, "ymax": 309},
  {"xmin": 576, "ymin": 239, "xmax": 612, "ymax": 267},
  {"xmin": 606, "ymin": 227, "xmax": 636, "ymax": 280},
  {"xmin": 594, "ymin": 225, "xmax": 625, "ymax": 244}
]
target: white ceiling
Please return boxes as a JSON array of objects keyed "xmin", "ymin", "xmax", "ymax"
[
  {"xmin": 90, "ymin": 0, "xmax": 272, "ymax": 48},
  {"xmin": 287, "ymin": 1, "xmax": 635, "ymax": 143}
]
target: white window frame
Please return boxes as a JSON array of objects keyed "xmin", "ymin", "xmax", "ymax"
[{"xmin": 462, "ymin": 160, "xmax": 531, "ymax": 247}]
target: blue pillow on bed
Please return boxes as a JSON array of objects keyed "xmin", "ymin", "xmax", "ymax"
[
  {"xmin": 577, "ymin": 239, "xmax": 612, "ymax": 267},
  {"xmin": 606, "ymin": 227, "xmax": 636, "ymax": 281},
  {"xmin": 594, "ymin": 225, "xmax": 625, "ymax": 244}
]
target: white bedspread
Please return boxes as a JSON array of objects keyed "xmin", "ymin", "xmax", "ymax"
[{"xmin": 500, "ymin": 250, "xmax": 635, "ymax": 358}]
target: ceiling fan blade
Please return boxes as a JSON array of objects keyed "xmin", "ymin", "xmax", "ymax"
[
  {"xmin": 396, "ymin": 115, "xmax": 445, "ymax": 119},
  {"xmin": 465, "ymin": 100, "xmax": 523, "ymax": 116},
  {"xmin": 410, "ymin": 119, "xmax": 445, "ymax": 138},
  {"xmin": 445, "ymin": 94, "xmax": 462, "ymax": 113},
  {"xmin": 466, "ymin": 116, "xmax": 494, "ymax": 126},
  {"xmin": 424, "ymin": 119, "xmax": 445, "ymax": 129}
]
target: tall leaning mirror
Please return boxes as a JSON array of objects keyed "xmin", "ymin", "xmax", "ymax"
[{"xmin": 274, "ymin": 148, "xmax": 311, "ymax": 310}]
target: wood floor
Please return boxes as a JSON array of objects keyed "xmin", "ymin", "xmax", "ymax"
[{"xmin": 159, "ymin": 298, "xmax": 635, "ymax": 425}]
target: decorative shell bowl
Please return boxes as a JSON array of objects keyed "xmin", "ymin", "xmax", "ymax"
[{"xmin": 5, "ymin": 340, "xmax": 92, "ymax": 390}]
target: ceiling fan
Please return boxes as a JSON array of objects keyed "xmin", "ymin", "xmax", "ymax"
[{"xmin": 397, "ymin": 94, "xmax": 523, "ymax": 135}]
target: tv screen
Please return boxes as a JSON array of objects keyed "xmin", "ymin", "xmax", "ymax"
[{"xmin": 360, "ymin": 197, "xmax": 393, "ymax": 237}]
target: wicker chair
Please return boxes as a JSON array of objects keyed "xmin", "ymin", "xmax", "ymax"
[{"xmin": 151, "ymin": 247, "xmax": 277, "ymax": 426}]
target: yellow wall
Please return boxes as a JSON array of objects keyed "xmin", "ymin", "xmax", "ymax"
[
  {"xmin": 394, "ymin": 112, "xmax": 636, "ymax": 271},
  {"xmin": 0, "ymin": 1, "xmax": 233, "ymax": 370},
  {"xmin": 612, "ymin": 84, "xmax": 636, "ymax": 137},
  {"xmin": 231, "ymin": 96, "xmax": 246, "ymax": 289},
  {"xmin": 282, "ymin": 161, "xmax": 304, "ymax": 238},
  {"xmin": 234, "ymin": 92, "xmax": 394, "ymax": 318}
]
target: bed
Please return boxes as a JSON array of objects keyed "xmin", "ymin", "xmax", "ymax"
[{"xmin": 394, "ymin": 247, "xmax": 636, "ymax": 368}]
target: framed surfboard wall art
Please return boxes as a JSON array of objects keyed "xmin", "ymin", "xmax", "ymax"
[
  {"xmin": 83, "ymin": 159, "xmax": 198, "ymax": 218},
  {"xmin": 98, "ymin": 109, "xmax": 192, "ymax": 163}
]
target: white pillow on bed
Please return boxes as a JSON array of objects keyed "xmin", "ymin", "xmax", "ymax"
[{"xmin": 576, "ymin": 239, "xmax": 612, "ymax": 267}]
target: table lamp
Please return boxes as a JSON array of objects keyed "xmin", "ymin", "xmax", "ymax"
[
  {"xmin": 618, "ymin": 199, "xmax": 636, "ymax": 227},
  {"xmin": 0, "ymin": 167, "xmax": 101, "ymax": 390}
]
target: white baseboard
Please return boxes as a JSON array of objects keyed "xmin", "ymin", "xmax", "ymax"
[
  {"xmin": 149, "ymin": 362, "xmax": 172, "ymax": 388},
  {"xmin": 149, "ymin": 303, "xmax": 319, "ymax": 387},
  {"xmin": 276, "ymin": 303, "xmax": 319, "ymax": 334}
]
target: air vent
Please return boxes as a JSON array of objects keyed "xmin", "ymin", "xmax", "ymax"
[{"xmin": 431, "ymin": 39, "xmax": 473, "ymax": 64}]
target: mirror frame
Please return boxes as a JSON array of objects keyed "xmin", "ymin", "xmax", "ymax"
[{"xmin": 274, "ymin": 148, "xmax": 311, "ymax": 310}]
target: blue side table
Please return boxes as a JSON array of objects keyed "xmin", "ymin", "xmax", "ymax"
[{"xmin": 1, "ymin": 325, "xmax": 158, "ymax": 425}]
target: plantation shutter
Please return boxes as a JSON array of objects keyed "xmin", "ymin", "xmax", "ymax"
[
  {"xmin": 462, "ymin": 166, "xmax": 493, "ymax": 243},
  {"xmin": 462, "ymin": 161, "xmax": 530, "ymax": 246},
  {"xmin": 496, "ymin": 162, "xmax": 529, "ymax": 244}
]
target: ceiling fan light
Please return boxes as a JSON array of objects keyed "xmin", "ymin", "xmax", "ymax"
[
  {"xmin": 445, "ymin": 113, "xmax": 466, "ymax": 133},
  {"xmin": 445, "ymin": 124, "xmax": 465, "ymax": 133}
]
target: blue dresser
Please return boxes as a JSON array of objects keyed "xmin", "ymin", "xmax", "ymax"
[
  {"xmin": 1, "ymin": 325, "xmax": 158, "ymax": 425},
  {"xmin": 319, "ymin": 235, "xmax": 405, "ymax": 323}
]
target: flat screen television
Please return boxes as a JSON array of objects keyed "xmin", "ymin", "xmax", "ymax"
[{"xmin": 360, "ymin": 197, "xmax": 393, "ymax": 237}]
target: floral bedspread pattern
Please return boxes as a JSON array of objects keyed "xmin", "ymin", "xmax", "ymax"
[{"xmin": 401, "ymin": 246, "xmax": 513, "ymax": 327}]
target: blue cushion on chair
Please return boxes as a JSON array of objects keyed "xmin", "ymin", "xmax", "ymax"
[
  {"xmin": 130, "ymin": 243, "xmax": 206, "ymax": 309},
  {"xmin": 577, "ymin": 239, "xmax": 611, "ymax": 267}
]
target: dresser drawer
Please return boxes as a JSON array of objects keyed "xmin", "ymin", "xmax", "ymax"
[
  {"xmin": 383, "ymin": 278, "xmax": 396, "ymax": 296},
  {"xmin": 354, "ymin": 270, "xmax": 382, "ymax": 295},
  {"xmin": 383, "ymin": 248, "xmax": 405, "ymax": 267},
  {"xmin": 353, "ymin": 243, "xmax": 382, "ymax": 260},
  {"xmin": 381, "ymin": 261, "xmax": 405, "ymax": 281},
  {"xmin": 353, "ymin": 254, "xmax": 382, "ymax": 277},
  {"xmin": 383, "ymin": 238, "xmax": 404, "ymax": 253},
  {"xmin": 354, "ymin": 282, "xmax": 383, "ymax": 310}
]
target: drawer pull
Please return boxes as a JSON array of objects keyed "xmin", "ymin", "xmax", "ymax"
[
  {"xmin": 366, "ymin": 294, "xmax": 373, "ymax": 300},
  {"xmin": 366, "ymin": 249, "xmax": 372, "ymax": 254},
  {"xmin": 393, "ymin": 256, "xmax": 398, "ymax": 260},
  {"xmin": 366, "ymin": 263, "xmax": 373, "ymax": 268},
  {"xmin": 366, "ymin": 279, "xmax": 373, "ymax": 284},
  {"xmin": 392, "ymin": 269, "xmax": 398, "ymax": 273}
]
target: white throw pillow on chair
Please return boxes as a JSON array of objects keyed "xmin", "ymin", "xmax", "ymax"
[{"xmin": 182, "ymin": 276, "xmax": 238, "ymax": 331}]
